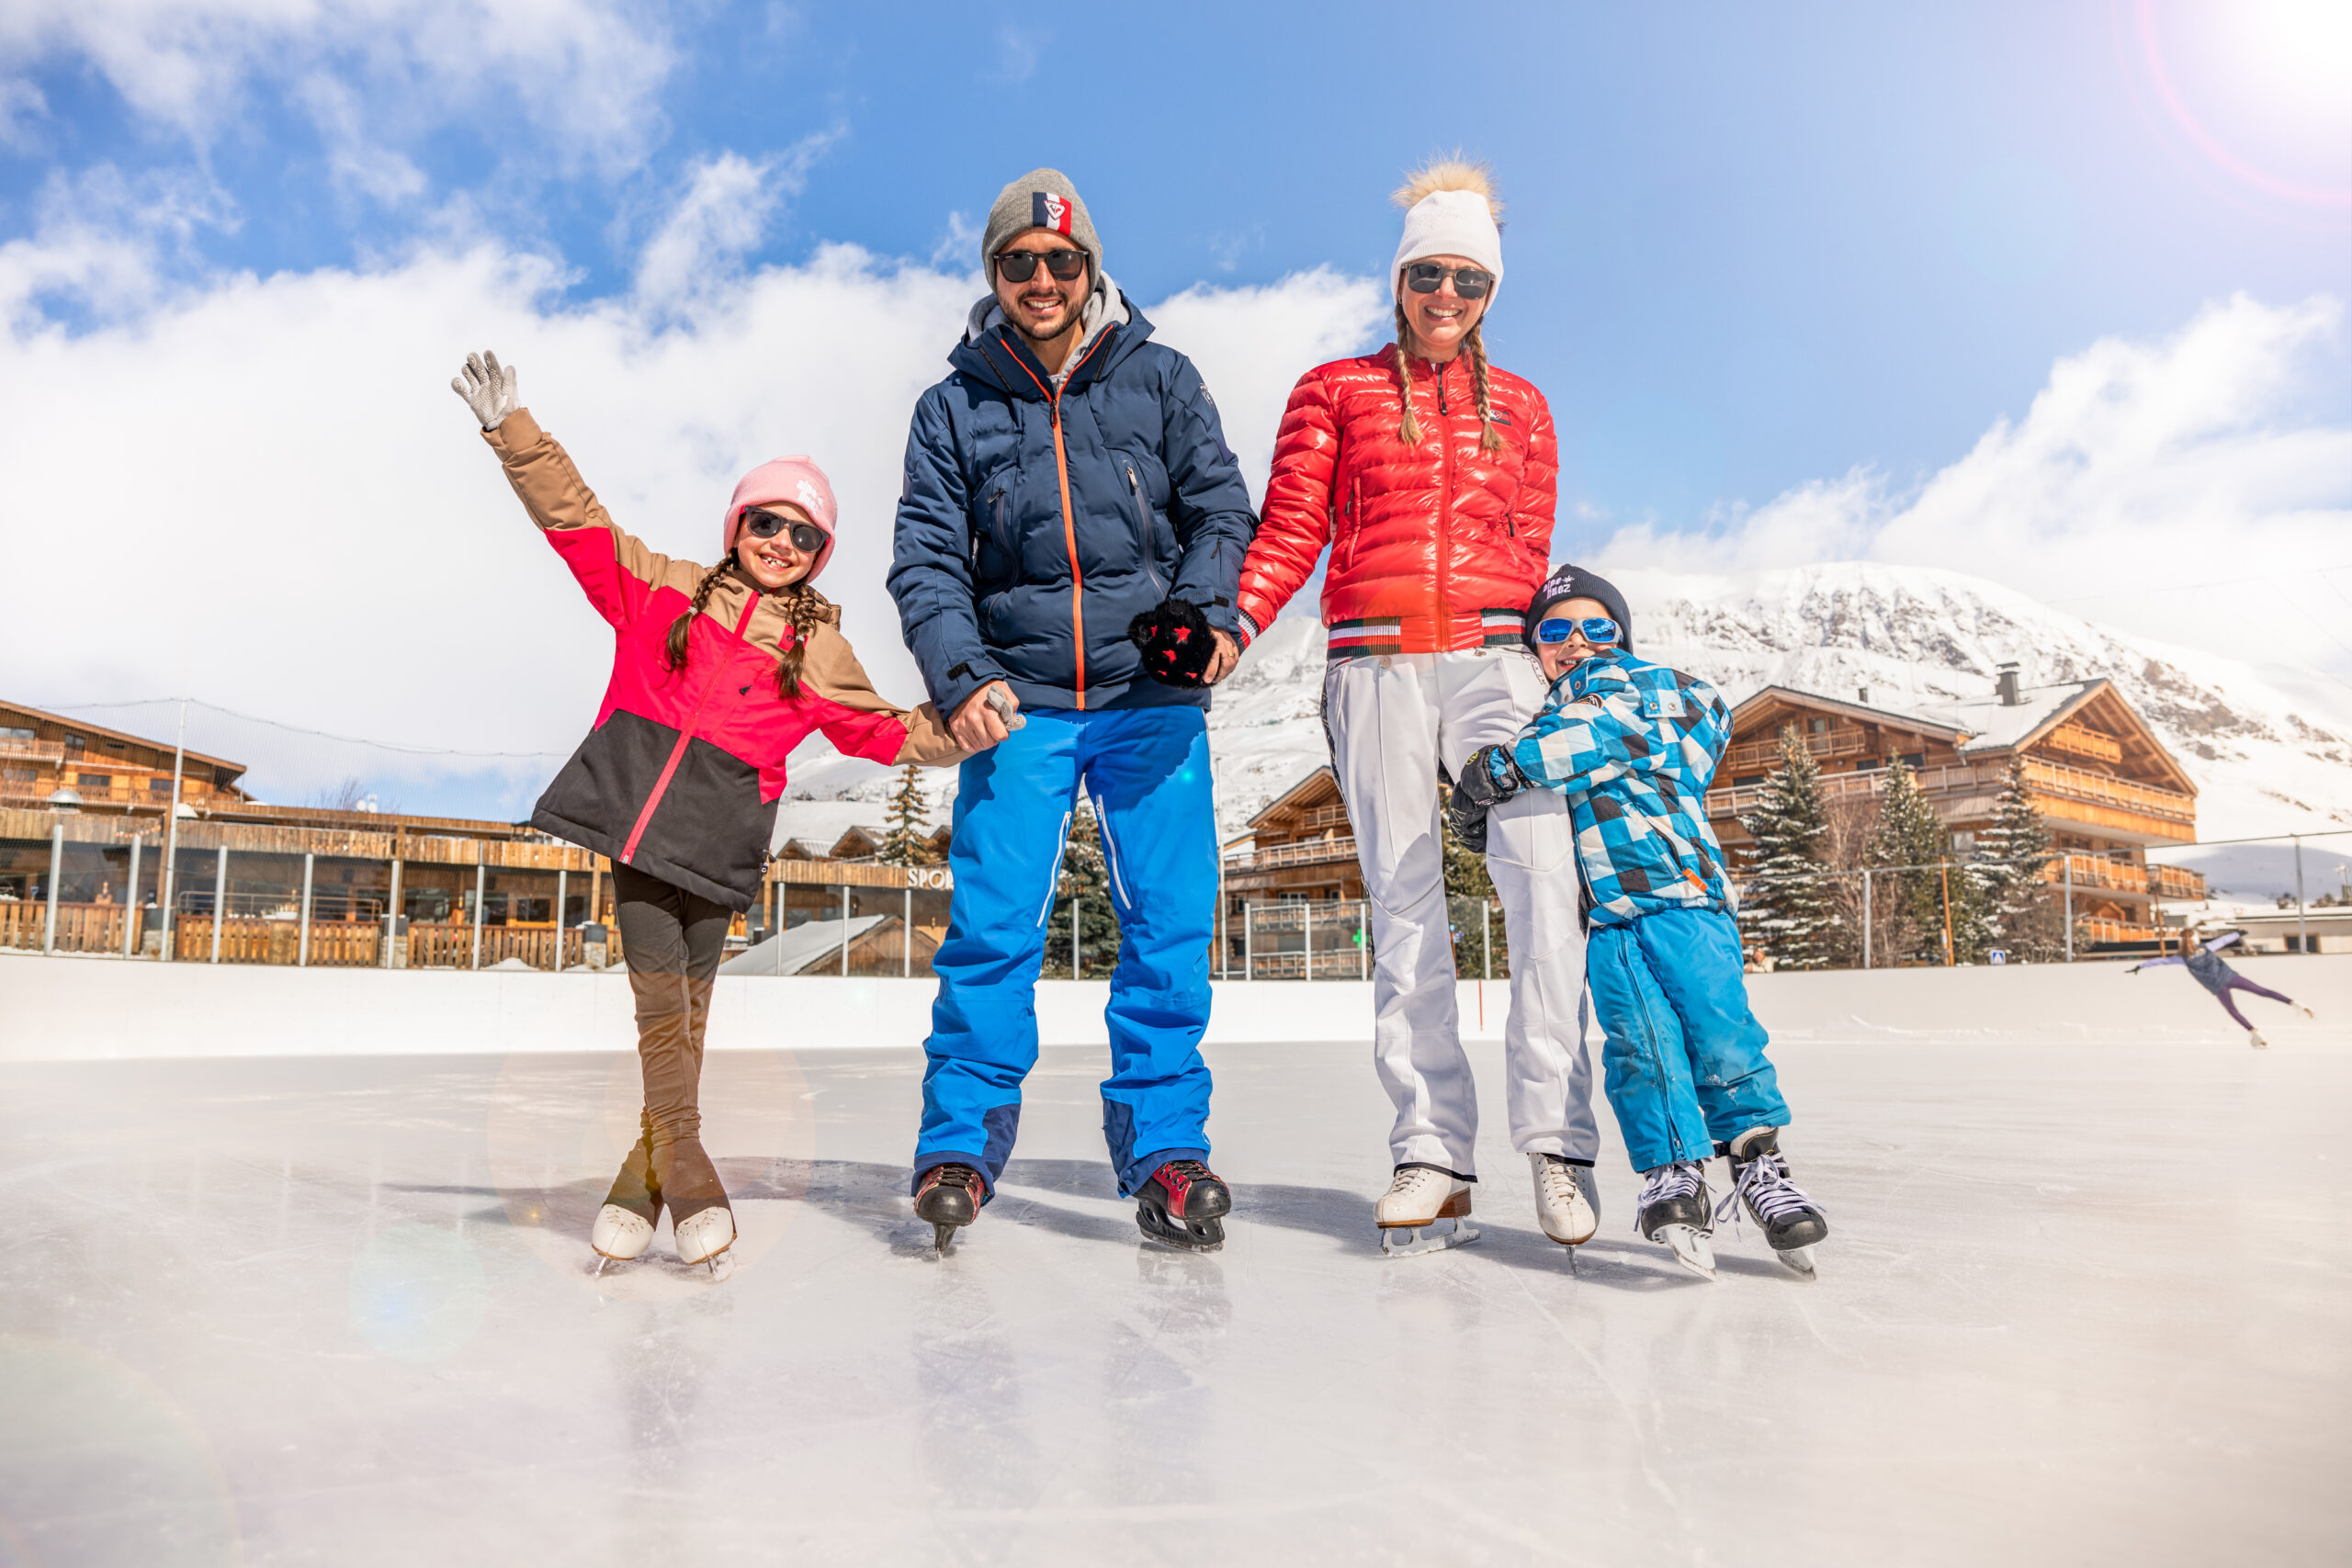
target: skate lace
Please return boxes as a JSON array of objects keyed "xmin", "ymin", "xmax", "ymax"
[
  {"xmin": 1536, "ymin": 1158, "xmax": 1583, "ymax": 1204},
  {"xmin": 1636, "ymin": 1162, "xmax": 1703, "ymax": 1207},
  {"xmin": 927, "ymin": 1164, "xmax": 984, "ymax": 1198},
  {"xmin": 1715, "ymin": 1150, "xmax": 1814, "ymax": 1229}
]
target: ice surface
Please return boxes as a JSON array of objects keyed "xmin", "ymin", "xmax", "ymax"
[{"xmin": 3, "ymin": 1037, "xmax": 2348, "ymax": 1565}]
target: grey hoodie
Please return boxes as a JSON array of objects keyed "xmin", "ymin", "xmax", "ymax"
[{"xmin": 964, "ymin": 270, "xmax": 1130, "ymax": 389}]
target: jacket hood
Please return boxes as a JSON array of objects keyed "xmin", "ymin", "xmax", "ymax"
[{"xmin": 954, "ymin": 276, "xmax": 1148, "ymax": 396}]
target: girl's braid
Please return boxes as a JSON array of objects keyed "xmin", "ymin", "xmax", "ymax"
[
  {"xmin": 1392, "ymin": 302, "xmax": 1422, "ymax": 447},
  {"xmin": 769, "ymin": 582, "xmax": 837, "ymax": 700},
  {"xmin": 664, "ymin": 560, "xmax": 732, "ymax": 672},
  {"xmin": 1465, "ymin": 321, "xmax": 1502, "ymax": 454}
]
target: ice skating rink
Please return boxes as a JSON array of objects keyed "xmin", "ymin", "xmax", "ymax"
[{"xmin": 4, "ymin": 1027, "xmax": 2349, "ymax": 1567}]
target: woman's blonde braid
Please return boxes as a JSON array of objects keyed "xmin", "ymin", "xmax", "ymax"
[
  {"xmin": 1465, "ymin": 321, "xmax": 1502, "ymax": 454},
  {"xmin": 1392, "ymin": 302, "xmax": 1422, "ymax": 446}
]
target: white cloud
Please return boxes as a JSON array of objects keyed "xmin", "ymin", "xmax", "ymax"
[
  {"xmin": 0, "ymin": 163, "xmax": 235, "ymax": 329},
  {"xmin": 0, "ymin": 0, "xmax": 678, "ymax": 177},
  {"xmin": 0, "ymin": 196, "xmax": 1385, "ymax": 810},
  {"xmin": 1598, "ymin": 294, "xmax": 2352, "ymax": 679}
]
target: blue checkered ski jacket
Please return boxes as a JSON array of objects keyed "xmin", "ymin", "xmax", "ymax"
[{"xmin": 1495, "ymin": 649, "xmax": 1739, "ymax": 926}]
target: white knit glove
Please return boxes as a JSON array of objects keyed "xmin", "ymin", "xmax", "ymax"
[{"xmin": 450, "ymin": 350, "xmax": 520, "ymax": 429}]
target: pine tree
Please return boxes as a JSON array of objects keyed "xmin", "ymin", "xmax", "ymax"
[
  {"xmin": 1973, "ymin": 758, "xmax": 2063, "ymax": 961},
  {"xmin": 1440, "ymin": 778, "xmax": 1507, "ymax": 976},
  {"xmin": 1041, "ymin": 800, "xmax": 1124, "ymax": 978},
  {"xmin": 878, "ymin": 762, "xmax": 938, "ymax": 867},
  {"xmin": 1737, "ymin": 725, "xmax": 1839, "ymax": 969},
  {"xmin": 1867, "ymin": 759, "xmax": 1951, "ymax": 965}
]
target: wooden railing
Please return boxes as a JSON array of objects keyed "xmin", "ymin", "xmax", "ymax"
[
  {"xmin": 1723, "ymin": 726, "xmax": 1872, "ymax": 776},
  {"xmin": 2018, "ymin": 757, "xmax": 2193, "ymax": 824},
  {"xmin": 1224, "ymin": 835, "xmax": 1360, "ymax": 870},
  {"xmin": 0, "ymin": 900, "xmax": 126, "ymax": 953},
  {"xmin": 2052, "ymin": 854, "xmax": 2147, "ymax": 896},
  {"xmin": 2046, "ymin": 725, "xmax": 2123, "ymax": 764},
  {"xmin": 2075, "ymin": 919, "xmax": 2172, "ymax": 947},
  {"xmin": 2152, "ymin": 863, "xmax": 2206, "ymax": 899},
  {"xmin": 1708, "ymin": 763, "xmax": 1996, "ymax": 818}
]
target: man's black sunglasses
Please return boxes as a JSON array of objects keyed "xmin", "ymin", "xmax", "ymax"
[
  {"xmin": 742, "ymin": 511, "xmax": 826, "ymax": 553},
  {"xmin": 995, "ymin": 249, "xmax": 1089, "ymax": 283},
  {"xmin": 1403, "ymin": 262, "xmax": 1495, "ymax": 299}
]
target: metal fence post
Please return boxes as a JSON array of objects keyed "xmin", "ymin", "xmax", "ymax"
[
  {"xmin": 298, "ymin": 852, "xmax": 314, "ymax": 966},
  {"xmin": 384, "ymin": 856, "xmax": 403, "ymax": 968},
  {"xmin": 210, "ymin": 845, "xmax": 228, "ymax": 963},
  {"xmin": 1482, "ymin": 900, "xmax": 1493, "ymax": 981},
  {"xmin": 1072, "ymin": 896, "xmax": 1082, "ymax": 979},
  {"xmin": 2063, "ymin": 857, "xmax": 2074, "ymax": 963},
  {"xmin": 470, "ymin": 859, "xmax": 485, "ymax": 970},
  {"xmin": 1360, "ymin": 899, "xmax": 1369, "ymax": 980},
  {"xmin": 42, "ymin": 821, "xmax": 62, "ymax": 953},
  {"xmin": 840, "ymin": 886, "xmax": 851, "ymax": 976},
  {"xmin": 1244, "ymin": 904, "xmax": 1254, "ymax": 981},
  {"xmin": 554, "ymin": 867, "xmax": 568, "ymax": 972},
  {"xmin": 123, "ymin": 835, "xmax": 142, "ymax": 959},
  {"xmin": 1304, "ymin": 901, "xmax": 1315, "ymax": 982},
  {"xmin": 903, "ymin": 886, "xmax": 912, "ymax": 977},
  {"xmin": 1861, "ymin": 869, "xmax": 1871, "ymax": 970},
  {"xmin": 159, "ymin": 700, "xmax": 186, "ymax": 963},
  {"xmin": 2295, "ymin": 835, "xmax": 2306, "ymax": 955}
]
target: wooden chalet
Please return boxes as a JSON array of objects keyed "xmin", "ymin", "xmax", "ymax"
[
  {"xmin": 1707, "ymin": 671, "xmax": 2202, "ymax": 945},
  {"xmin": 1, "ymin": 698, "xmax": 252, "ymax": 817},
  {"xmin": 1221, "ymin": 767, "xmax": 1364, "ymax": 907}
]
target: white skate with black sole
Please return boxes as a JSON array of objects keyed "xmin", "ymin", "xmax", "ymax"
[
  {"xmin": 1635, "ymin": 1161, "xmax": 1716, "ymax": 1279},
  {"xmin": 1376, "ymin": 1165, "xmax": 1479, "ymax": 1258}
]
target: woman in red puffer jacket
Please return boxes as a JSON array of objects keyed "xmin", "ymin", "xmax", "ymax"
[{"xmin": 1229, "ymin": 161, "xmax": 1600, "ymax": 1258}]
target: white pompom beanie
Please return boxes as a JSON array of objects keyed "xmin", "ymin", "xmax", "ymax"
[{"xmin": 1392, "ymin": 188, "xmax": 1504, "ymax": 303}]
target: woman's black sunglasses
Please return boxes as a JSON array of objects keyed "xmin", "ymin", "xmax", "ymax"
[
  {"xmin": 995, "ymin": 249, "xmax": 1089, "ymax": 283},
  {"xmin": 1404, "ymin": 262, "xmax": 1495, "ymax": 299},
  {"xmin": 742, "ymin": 511, "xmax": 826, "ymax": 553}
]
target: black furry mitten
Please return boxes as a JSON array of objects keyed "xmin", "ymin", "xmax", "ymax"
[{"xmin": 1128, "ymin": 597, "xmax": 1217, "ymax": 687}]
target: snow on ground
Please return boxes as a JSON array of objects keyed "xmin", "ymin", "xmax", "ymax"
[{"xmin": 4, "ymin": 1029, "xmax": 2348, "ymax": 1564}]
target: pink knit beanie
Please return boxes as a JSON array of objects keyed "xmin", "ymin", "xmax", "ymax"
[{"xmin": 723, "ymin": 457, "xmax": 840, "ymax": 581}]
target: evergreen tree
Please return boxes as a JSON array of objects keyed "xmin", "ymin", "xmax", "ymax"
[
  {"xmin": 1973, "ymin": 758, "xmax": 2063, "ymax": 961},
  {"xmin": 878, "ymin": 761, "xmax": 938, "ymax": 866},
  {"xmin": 1041, "ymin": 800, "xmax": 1124, "ymax": 978},
  {"xmin": 1737, "ymin": 725, "xmax": 1839, "ymax": 969},
  {"xmin": 1867, "ymin": 759, "xmax": 1951, "ymax": 964},
  {"xmin": 1440, "ymin": 778, "xmax": 1507, "ymax": 976}
]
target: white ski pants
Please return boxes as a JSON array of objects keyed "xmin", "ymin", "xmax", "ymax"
[{"xmin": 1323, "ymin": 648, "xmax": 1599, "ymax": 1175}]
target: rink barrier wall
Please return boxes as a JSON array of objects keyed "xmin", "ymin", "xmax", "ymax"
[{"xmin": 1, "ymin": 950, "xmax": 2346, "ymax": 1063}]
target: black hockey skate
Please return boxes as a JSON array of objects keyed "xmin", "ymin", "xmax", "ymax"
[
  {"xmin": 915, "ymin": 1163, "xmax": 986, "ymax": 1257},
  {"xmin": 1720, "ymin": 1126, "xmax": 1827, "ymax": 1278},
  {"xmin": 589, "ymin": 1117, "xmax": 662, "ymax": 1275},
  {"xmin": 1635, "ymin": 1161, "xmax": 1716, "ymax": 1280},
  {"xmin": 1135, "ymin": 1160, "xmax": 1230, "ymax": 1250}
]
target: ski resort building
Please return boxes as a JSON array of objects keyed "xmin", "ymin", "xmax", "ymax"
[{"xmin": 1706, "ymin": 671, "xmax": 2204, "ymax": 948}]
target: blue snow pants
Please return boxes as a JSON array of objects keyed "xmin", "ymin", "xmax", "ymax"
[
  {"xmin": 1586, "ymin": 908, "xmax": 1790, "ymax": 1173},
  {"xmin": 913, "ymin": 705, "xmax": 1217, "ymax": 1199}
]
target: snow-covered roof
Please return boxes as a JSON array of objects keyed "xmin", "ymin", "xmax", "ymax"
[
  {"xmin": 1730, "ymin": 687, "xmax": 1966, "ymax": 741},
  {"xmin": 718, "ymin": 914, "xmax": 892, "ymax": 976},
  {"xmin": 1927, "ymin": 682, "xmax": 2100, "ymax": 755}
]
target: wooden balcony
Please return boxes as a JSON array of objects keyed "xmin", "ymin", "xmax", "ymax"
[
  {"xmin": 1707, "ymin": 763, "xmax": 1996, "ymax": 820},
  {"xmin": 2045, "ymin": 724, "xmax": 2123, "ymax": 764},
  {"xmin": 1224, "ymin": 835, "xmax": 1359, "ymax": 871},
  {"xmin": 1722, "ymin": 726, "xmax": 1871, "ymax": 777},
  {"xmin": 2075, "ymin": 918, "xmax": 2173, "ymax": 948},
  {"xmin": 2018, "ymin": 757, "xmax": 2192, "ymax": 826},
  {"xmin": 2151, "ymin": 863, "xmax": 2207, "ymax": 900},
  {"xmin": 2052, "ymin": 854, "xmax": 2147, "ymax": 896}
]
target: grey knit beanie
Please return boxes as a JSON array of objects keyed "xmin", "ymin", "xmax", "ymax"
[{"xmin": 981, "ymin": 167, "xmax": 1101, "ymax": 279}]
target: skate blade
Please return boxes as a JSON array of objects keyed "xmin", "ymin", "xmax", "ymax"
[
  {"xmin": 1380, "ymin": 1218, "xmax": 1481, "ymax": 1258},
  {"xmin": 703, "ymin": 1250, "xmax": 738, "ymax": 1282},
  {"xmin": 1774, "ymin": 1245, "xmax": 1817, "ymax": 1279},
  {"xmin": 933, "ymin": 1224, "xmax": 959, "ymax": 1258},
  {"xmin": 1653, "ymin": 1223, "xmax": 1716, "ymax": 1279}
]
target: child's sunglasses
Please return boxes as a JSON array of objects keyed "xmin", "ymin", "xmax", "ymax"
[
  {"xmin": 1403, "ymin": 261, "xmax": 1495, "ymax": 299},
  {"xmin": 1535, "ymin": 616, "xmax": 1621, "ymax": 646},
  {"xmin": 994, "ymin": 249, "xmax": 1089, "ymax": 283},
  {"xmin": 742, "ymin": 511, "xmax": 827, "ymax": 553}
]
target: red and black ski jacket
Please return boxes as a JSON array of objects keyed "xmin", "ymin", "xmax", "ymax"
[{"xmin": 486, "ymin": 410, "xmax": 963, "ymax": 910}]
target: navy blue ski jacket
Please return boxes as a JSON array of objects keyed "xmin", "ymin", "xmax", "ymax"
[{"xmin": 888, "ymin": 294, "xmax": 1257, "ymax": 717}]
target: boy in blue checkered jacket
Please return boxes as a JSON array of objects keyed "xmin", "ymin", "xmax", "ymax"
[{"xmin": 1452, "ymin": 565, "xmax": 1829, "ymax": 1280}]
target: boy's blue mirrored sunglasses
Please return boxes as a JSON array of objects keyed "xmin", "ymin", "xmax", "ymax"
[{"xmin": 1535, "ymin": 616, "xmax": 1621, "ymax": 646}]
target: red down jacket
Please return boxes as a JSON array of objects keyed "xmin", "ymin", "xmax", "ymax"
[
  {"xmin": 486, "ymin": 411, "xmax": 962, "ymax": 910},
  {"xmin": 1234, "ymin": 344, "xmax": 1556, "ymax": 656}
]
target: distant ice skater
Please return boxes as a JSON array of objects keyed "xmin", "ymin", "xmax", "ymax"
[{"xmin": 2130, "ymin": 931, "xmax": 2315, "ymax": 1049}]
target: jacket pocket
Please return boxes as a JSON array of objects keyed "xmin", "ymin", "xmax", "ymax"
[
  {"xmin": 1336, "ymin": 476, "xmax": 1362, "ymax": 575},
  {"xmin": 1124, "ymin": 460, "xmax": 1167, "ymax": 596}
]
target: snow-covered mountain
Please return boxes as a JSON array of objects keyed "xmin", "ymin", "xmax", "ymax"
[{"xmin": 1203, "ymin": 562, "xmax": 2352, "ymax": 845}]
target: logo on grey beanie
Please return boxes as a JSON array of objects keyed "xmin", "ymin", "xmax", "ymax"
[{"xmin": 1033, "ymin": 191, "xmax": 1073, "ymax": 235}]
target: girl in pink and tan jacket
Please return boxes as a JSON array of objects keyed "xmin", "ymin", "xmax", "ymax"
[{"xmin": 452, "ymin": 351, "xmax": 962, "ymax": 1272}]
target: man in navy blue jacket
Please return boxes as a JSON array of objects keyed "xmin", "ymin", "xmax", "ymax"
[{"xmin": 889, "ymin": 167, "xmax": 1256, "ymax": 1253}]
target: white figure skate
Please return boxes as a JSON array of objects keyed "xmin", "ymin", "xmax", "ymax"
[
  {"xmin": 673, "ymin": 1205, "xmax": 737, "ymax": 1272},
  {"xmin": 1529, "ymin": 1153, "xmax": 1600, "ymax": 1246},
  {"xmin": 1377, "ymin": 1166, "xmax": 1479, "ymax": 1257},
  {"xmin": 2248, "ymin": 1029, "xmax": 2268, "ymax": 1049},
  {"xmin": 589, "ymin": 1204, "xmax": 655, "ymax": 1276}
]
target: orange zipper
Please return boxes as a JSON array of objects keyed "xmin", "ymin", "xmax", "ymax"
[{"xmin": 997, "ymin": 330, "xmax": 1116, "ymax": 711}]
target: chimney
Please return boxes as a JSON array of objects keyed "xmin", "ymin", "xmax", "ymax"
[
  {"xmin": 1996, "ymin": 661, "xmax": 2022, "ymax": 706},
  {"xmin": 1856, "ymin": 686, "xmax": 1870, "ymax": 705}
]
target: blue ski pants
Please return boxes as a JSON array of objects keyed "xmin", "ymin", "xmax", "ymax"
[
  {"xmin": 913, "ymin": 705, "xmax": 1217, "ymax": 1198},
  {"xmin": 1586, "ymin": 908, "xmax": 1790, "ymax": 1173}
]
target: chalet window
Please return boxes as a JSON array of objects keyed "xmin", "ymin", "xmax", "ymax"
[
  {"xmin": 105, "ymin": 741, "xmax": 126, "ymax": 753},
  {"xmin": 149, "ymin": 778, "xmax": 175, "ymax": 796},
  {"xmin": 1896, "ymin": 752, "xmax": 1925, "ymax": 768},
  {"xmin": 77, "ymin": 773, "xmax": 109, "ymax": 787},
  {"xmin": 0, "ymin": 728, "xmax": 33, "ymax": 741},
  {"xmin": 1733, "ymin": 773, "xmax": 1766, "ymax": 786},
  {"xmin": 63, "ymin": 733, "xmax": 85, "ymax": 750},
  {"xmin": 3, "ymin": 766, "xmax": 34, "ymax": 782},
  {"xmin": 1809, "ymin": 718, "xmax": 1828, "ymax": 735},
  {"xmin": 1853, "ymin": 757, "xmax": 1881, "ymax": 771}
]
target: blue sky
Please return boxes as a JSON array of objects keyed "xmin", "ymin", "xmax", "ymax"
[{"xmin": 0, "ymin": 1, "xmax": 2346, "ymax": 812}]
